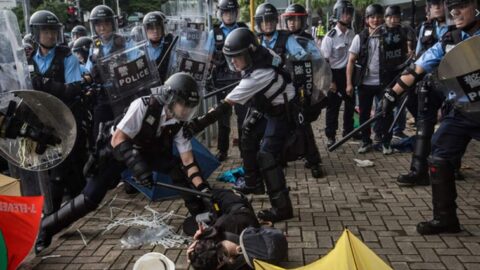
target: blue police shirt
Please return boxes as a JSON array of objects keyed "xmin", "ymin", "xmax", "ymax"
[
  {"xmin": 206, "ymin": 23, "xmax": 240, "ymax": 52},
  {"xmin": 33, "ymin": 48, "xmax": 83, "ymax": 84},
  {"xmin": 415, "ymin": 21, "xmax": 449, "ymax": 56},
  {"xmin": 147, "ymin": 37, "xmax": 164, "ymax": 61},
  {"xmin": 85, "ymin": 37, "xmax": 137, "ymax": 72},
  {"xmin": 80, "ymin": 64, "xmax": 89, "ymax": 75},
  {"xmin": 416, "ymin": 28, "xmax": 480, "ymax": 73},
  {"xmin": 261, "ymin": 31, "xmax": 308, "ymax": 59}
]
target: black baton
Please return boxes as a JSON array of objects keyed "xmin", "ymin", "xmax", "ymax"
[{"xmin": 154, "ymin": 181, "xmax": 212, "ymax": 199}]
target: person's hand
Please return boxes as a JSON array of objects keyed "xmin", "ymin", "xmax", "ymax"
[
  {"xmin": 193, "ymin": 222, "xmax": 206, "ymax": 240},
  {"xmin": 381, "ymin": 88, "xmax": 398, "ymax": 116},
  {"xmin": 329, "ymin": 82, "xmax": 337, "ymax": 93},
  {"xmin": 346, "ymin": 83, "xmax": 354, "ymax": 97},
  {"xmin": 186, "ymin": 240, "xmax": 198, "ymax": 263}
]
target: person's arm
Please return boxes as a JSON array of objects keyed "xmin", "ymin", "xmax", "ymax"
[
  {"xmin": 179, "ymin": 150, "xmax": 205, "ymax": 189},
  {"xmin": 345, "ymin": 52, "xmax": 357, "ymax": 96}
]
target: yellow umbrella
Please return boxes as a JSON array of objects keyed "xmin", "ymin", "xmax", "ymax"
[{"xmin": 254, "ymin": 229, "xmax": 393, "ymax": 270}]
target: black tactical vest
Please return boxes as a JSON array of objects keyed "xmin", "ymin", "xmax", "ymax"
[
  {"xmin": 31, "ymin": 45, "xmax": 70, "ymax": 85},
  {"xmin": 259, "ymin": 30, "xmax": 290, "ymax": 63},
  {"xmin": 418, "ymin": 21, "xmax": 438, "ymax": 57},
  {"xmin": 155, "ymin": 33, "xmax": 174, "ymax": 83}
]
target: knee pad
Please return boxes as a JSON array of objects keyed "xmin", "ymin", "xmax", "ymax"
[{"xmin": 428, "ymin": 156, "xmax": 455, "ymax": 184}]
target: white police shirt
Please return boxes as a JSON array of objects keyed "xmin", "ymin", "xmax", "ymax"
[
  {"xmin": 320, "ymin": 25, "xmax": 355, "ymax": 69},
  {"xmin": 225, "ymin": 68, "xmax": 295, "ymax": 106},
  {"xmin": 115, "ymin": 97, "xmax": 192, "ymax": 154},
  {"xmin": 349, "ymin": 34, "xmax": 381, "ymax": 86}
]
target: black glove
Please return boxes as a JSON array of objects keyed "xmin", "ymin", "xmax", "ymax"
[
  {"xmin": 183, "ymin": 118, "xmax": 201, "ymax": 140},
  {"xmin": 381, "ymin": 88, "xmax": 398, "ymax": 116},
  {"xmin": 3, "ymin": 117, "xmax": 62, "ymax": 155},
  {"xmin": 182, "ymin": 101, "xmax": 231, "ymax": 139}
]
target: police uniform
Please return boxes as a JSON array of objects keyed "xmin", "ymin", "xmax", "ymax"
[
  {"xmin": 321, "ymin": 25, "xmax": 355, "ymax": 141},
  {"xmin": 36, "ymin": 95, "xmax": 207, "ymax": 251},
  {"xmin": 207, "ymin": 22, "xmax": 247, "ymax": 157},
  {"xmin": 412, "ymin": 26, "xmax": 480, "ymax": 234},
  {"xmin": 146, "ymin": 33, "xmax": 175, "ymax": 83},
  {"xmin": 259, "ymin": 30, "xmax": 308, "ymax": 61},
  {"xmin": 31, "ymin": 46, "xmax": 88, "ymax": 213},
  {"xmin": 398, "ymin": 20, "xmax": 452, "ymax": 185}
]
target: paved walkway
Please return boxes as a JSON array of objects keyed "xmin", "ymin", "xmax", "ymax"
[{"xmin": 24, "ymin": 113, "xmax": 480, "ymax": 270}]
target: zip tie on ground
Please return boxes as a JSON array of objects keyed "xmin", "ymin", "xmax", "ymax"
[{"xmin": 104, "ymin": 205, "xmax": 190, "ymax": 249}]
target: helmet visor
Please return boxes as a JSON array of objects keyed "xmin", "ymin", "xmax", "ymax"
[
  {"xmin": 445, "ymin": 0, "xmax": 479, "ymax": 27},
  {"xmin": 90, "ymin": 18, "xmax": 118, "ymax": 39},
  {"xmin": 170, "ymin": 102, "xmax": 199, "ymax": 122},
  {"xmin": 32, "ymin": 24, "xmax": 64, "ymax": 47},
  {"xmin": 224, "ymin": 50, "xmax": 252, "ymax": 72},
  {"xmin": 255, "ymin": 14, "xmax": 278, "ymax": 34}
]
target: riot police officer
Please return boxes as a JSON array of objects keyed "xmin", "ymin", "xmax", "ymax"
[
  {"xmin": 72, "ymin": 36, "xmax": 93, "ymax": 79},
  {"xmin": 282, "ymin": 3, "xmax": 325, "ymax": 178},
  {"xmin": 380, "ymin": 0, "xmax": 480, "ymax": 235},
  {"xmin": 35, "ymin": 73, "xmax": 212, "ymax": 253},
  {"xmin": 186, "ymin": 28, "xmax": 295, "ymax": 222},
  {"xmin": 396, "ymin": 0, "xmax": 459, "ymax": 186},
  {"xmin": 22, "ymin": 33, "xmax": 36, "ymax": 61},
  {"xmin": 321, "ymin": 0, "xmax": 355, "ymax": 148},
  {"xmin": 143, "ymin": 11, "xmax": 174, "ymax": 83},
  {"xmin": 254, "ymin": 3, "xmax": 308, "ymax": 62},
  {"xmin": 71, "ymin": 25, "xmax": 88, "ymax": 43},
  {"xmin": 29, "ymin": 10, "xmax": 88, "ymax": 214},
  {"xmin": 85, "ymin": 5, "xmax": 136, "ymax": 139},
  {"xmin": 208, "ymin": 0, "xmax": 248, "ymax": 161}
]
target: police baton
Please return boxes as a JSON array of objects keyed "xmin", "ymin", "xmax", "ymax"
[
  {"xmin": 388, "ymin": 94, "xmax": 409, "ymax": 134},
  {"xmin": 156, "ymin": 35, "xmax": 179, "ymax": 70},
  {"xmin": 328, "ymin": 113, "xmax": 383, "ymax": 152},
  {"xmin": 203, "ymin": 81, "xmax": 240, "ymax": 99},
  {"xmin": 154, "ymin": 181, "xmax": 212, "ymax": 199}
]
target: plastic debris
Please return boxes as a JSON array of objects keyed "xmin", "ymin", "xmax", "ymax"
[
  {"xmin": 104, "ymin": 205, "xmax": 190, "ymax": 249},
  {"xmin": 217, "ymin": 166, "xmax": 245, "ymax": 183},
  {"xmin": 353, "ymin": 159, "xmax": 375, "ymax": 167}
]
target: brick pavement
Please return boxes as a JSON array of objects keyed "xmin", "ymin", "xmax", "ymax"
[{"xmin": 23, "ymin": 113, "xmax": 480, "ymax": 270}]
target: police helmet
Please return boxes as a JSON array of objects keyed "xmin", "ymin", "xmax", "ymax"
[
  {"xmin": 282, "ymin": 4, "xmax": 308, "ymax": 32},
  {"xmin": 71, "ymin": 25, "xmax": 88, "ymax": 40},
  {"xmin": 218, "ymin": 0, "xmax": 240, "ymax": 11},
  {"xmin": 89, "ymin": 5, "xmax": 118, "ymax": 37},
  {"xmin": 365, "ymin": 4, "xmax": 385, "ymax": 17},
  {"xmin": 333, "ymin": 0, "xmax": 355, "ymax": 21},
  {"xmin": 72, "ymin": 36, "xmax": 93, "ymax": 63},
  {"xmin": 385, "ymin": 5, "xmax": 402, "ymax": 17},
  {"xmin": 223, "ymin": 28, "xmax": 259, "ymax": 71},
  {"xmin": 142, "ymin": 11, "xmax": 166, "ymax": 39},
  {"xmin": 22, "ymin": 33, "xmax": 34, "ymax": 47},
  {"xmin": 29, "ymin": 10, "xmax": 64, "ymax": 47},
  {"xmin": 445, "ymin": 0, "xmax": 479, "ymax": 25},
  {"xmin": 154, "ymin": 72, "xmax": 200, "ymax": 121},
  {"xmin": 255, "ymin": 3, "xmax": 279, "ymax": 34}
]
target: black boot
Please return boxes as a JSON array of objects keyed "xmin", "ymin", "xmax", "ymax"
[
  {"xmin": 233, "ymin": 181, "xmax": 265, "ymax": 195},
  {"xmin": 398, "ymin": 122, "xmax": 432, "ymax": 186},
  {"xmin": 306, "ymin": 163, "xmax": 323, "ymax": 178},
  {"xmin": 416, "ymin": 158, "xmax": 461, "ymax": 235},
  {"xmin": 35, "ymin": 194, "xmax": 98, "ymax": 254},
  {"xmin": 256, "ymin": 151, "xmax": 293, "ymax": 223}
]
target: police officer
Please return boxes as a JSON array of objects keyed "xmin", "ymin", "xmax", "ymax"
[
  {"xmin": 143, "ymin": 11, "xmax": 175, "ymax": 83},
  {"xmin": 397, "ymin": 0, "xmax": 452, "ymax": 186},
  {"xmin": 29, "ymin": 10, "xmax": 88, "ymax": 215},
  {"xmin": 23, "ymin": 33, "xmax": 36, "ymax": 61},
  {"xmin": 186, "ymin": 28, "xmax": 295, "ymax": 222},
  {"xmin": 255, "ymin": 3, "xmax": 308, "ymax": 62},
  {"xmin": 282, "ymin": 3, "xmax": 325, "ymax": 178},
  {"xmin": 347, "ymin": 4, "xmax": 398, "ymax": 155},
  {"xmin": 72, "ymin": 36, "xmax": 93, "ymax": 78},
  {"xmin": 71, "ymin": 25, "xmax": 88, "ymax": 43},
  {"xmin": 35, "ymin": 73, "xmax": 212, "ymax": 253},
  {"xmin": 321, "ymin": 0, "xmax": 355, "ymax": 148},
  {"xmin": 85, "ymin": 5, "xmax": 135, "ymax": 139},
  {"xmin": 380, "ymin": 0, "xmax": 480, "ymax": 235},
  {"xmin": 208, "ymin": 0, "xmax": 247, "ymax": 161}
]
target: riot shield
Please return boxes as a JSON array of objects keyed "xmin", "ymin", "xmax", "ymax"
[
  {"xmin": 286, "ymin": 36, "xmax": 331, "ymax": 105},
  {"xmin": 437, "ymin": 35, "xmax": 480, "ymax": 123},
  {"xmin": 0, "ymin": 10, "xmax": 32, "ymax": 92},
  {"xmin": 167, "ymin": 21, "xmax": 212, "ymax": 92},
  {"xmin": 0, "ymin": 90, "xmax": 77, "ymax": 171},
  {"xmin": 97, "ymin": 38, "xmax": 160, "ymax": 116}
]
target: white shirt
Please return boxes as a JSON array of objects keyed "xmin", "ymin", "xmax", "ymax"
[
  {"xmin": 115, "ymin": 97, "xmax": 192, "ymax": 154},
  {"xmin": 349, "ymin": 34, "xmax": 381, "ymax": 86},
  {"xmin": 226, "ymin": 68, "xmax": 295, "ymax": 106},
  {"xmin": 320, "ymin": 25, "xmax": 355, "ymax": 69}
]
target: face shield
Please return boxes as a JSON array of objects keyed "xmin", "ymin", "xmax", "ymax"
[
  {"xmin": 151, "ymin": 85, "xmax": 200, "ymax": 122},
  {"xmin": 217, "ymin": 9, "xmax": 239, "ymax": 25},
  {"xmin": 282, "ymin": 14, "xmax": 307, "ymax": 32},
  {"xmin": 224, "ymin": 50, "xmax": 252, "ymax": 72},
  {"xmin": 335, "ymin": 6, "xmax": 355, "ymax": 25},
  {"xmin": 427, "ymin": 0, "xmax": 447, "ymax": 21},
  {"xmin": 255, "ymin": 14, "xmax": 278, "ymax": 35},
  {"xmin": 90, "ymin": 18, "xmax": 117, "ymax": 40},
  {"xmin": 32, "ymin": 24, "xmax": 64, "ymax": 48},
  {"xmin": 445, "ymin": 0, "xmax": 479, "ymax": 29}
]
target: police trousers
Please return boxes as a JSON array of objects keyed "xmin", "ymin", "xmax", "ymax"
[{"xmin": 325, "ymin": 68, "xmax": 355, "ymax": 138}]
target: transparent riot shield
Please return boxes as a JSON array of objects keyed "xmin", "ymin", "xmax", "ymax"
[
  {"xmin": 437, "ymin": 35, "xmax": 480, "ymax": 124},
  {"xmin": 97, "ymin": 38, "xmax": 160, "ymax": 116},
  {"xmin": 286, "ymin": 36, "xmax": 331, "ymax": 105},
  {"xmin": 0, "ymin": 10, "xmax": 32, "ymax": 92},
  {"xmin": 0, "ymin": 90, "xmax": 77, "ymax": 171},
  {"xmin": 167, "ymin": 21, "xmax": 212, "ymax": 92}
]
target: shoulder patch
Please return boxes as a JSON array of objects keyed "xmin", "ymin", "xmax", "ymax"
[
  {"xmin": 141, "ymin": 96, "xmax": 150, "ymax": 106},
  {"xmin": 327, "ymin": 29, "xmax": 336, "ymax": 37}
]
